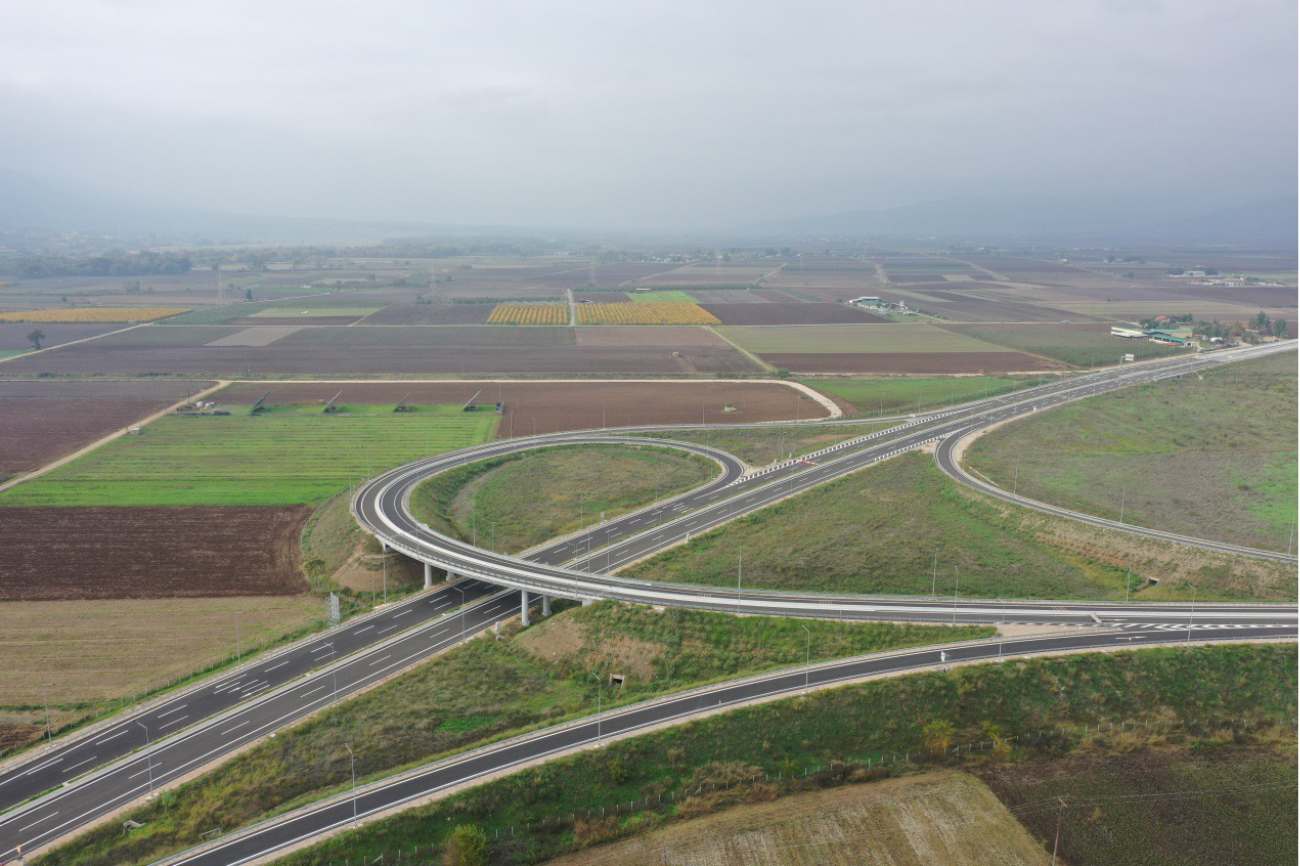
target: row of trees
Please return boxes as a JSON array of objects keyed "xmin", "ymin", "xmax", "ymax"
[
  {"xmin": 1, "ymin": 251, "xmax": 192, "ymax": 279},
  {"xmin": 1190, "ymin": 312, "xmax": 1288, "ymax": 340}
]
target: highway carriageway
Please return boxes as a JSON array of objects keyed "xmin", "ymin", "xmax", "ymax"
[
  {"xmin": 0, "ymin": 438, "xmax": 750, "ymax": 847},
  {"xmin": 0, "ymin": 584, "xmax": 538, "ymax": 860},
  {"xmin": 161, "ymin": 622, "xmax": 1298, "ymax": 866},
  {"xmin": 3, "ymin": 342, "xmax": 1292, "ymax": 857},
  {"xmin": 355, "ymin": 342, "xmax": 1299, "ymax": 626}
]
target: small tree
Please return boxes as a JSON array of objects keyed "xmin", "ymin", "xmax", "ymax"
[
  {"xmin": 245, "ymin": 288, "xmax": 254, "ymax": 302},
  {"xmin": 444, "ymin": 824, "xmax": 489, "ymax": 866},
  {"xmin": 923, "ymin": 719, "xmax": 956, "ymax": 754},
  {"xmin": 27, "ymin": 329, "xmax": 45, "ymax": 350}
]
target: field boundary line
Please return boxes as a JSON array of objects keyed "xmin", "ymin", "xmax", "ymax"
[
  {"xmin": 0, "ymin": 379, "xmax": 229, "ymax": 495},
  {"xmin": 709, "ymin": 325, "xmax": 778, "ymax": 375},
  {"xmin": 0, "ymin": 321, "xmax": 149, "ymax": 366}
]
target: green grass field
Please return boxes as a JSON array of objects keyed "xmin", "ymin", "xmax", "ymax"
[
  {"xmin": 718, "ymin": 324, "xmax": 1004, "ymax": 354},
  {"xmin": 621, "ymin": 450, "xmax": 1294, "ymax": 601},
  {"xmin": 945, "ymin": 324, "xmax": 1186, "ymax": 367},
  {"xmin": 412, "ymin": 444, "xmax": 718, "ymax": 554},
  {"xmin": 806, "ymin": 375, "xmax": 1044, "ymax": 415},
  {"xmin": 253, "ymin": 646, "xmax": 1294, "ymax": 866},
  {"xmin": 0, "ymin": 406, "xmax": 496, "ymax": 507},
  {"xmin": 967, "ymin": 352, "xmax": 1298, "ymax": 551},
  {"xmin": 628, "ymin": 291, "xmax": 698, "ymax": 303},
  {"xmin": 44, "ymin": 602, "xmax": 989, "ymax": 866}
]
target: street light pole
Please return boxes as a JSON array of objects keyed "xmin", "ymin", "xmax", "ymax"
[
  {"xmin": 589, "ymin": 671, "xmax": 602, "ymax": 746},
  {"xmin": 952, "ymin": 567, "xmax": 960, "ymax": 624},
  {"xmin": 136, "ymin": 721, "xmax": 155, "ymax": 797},
  {"xmin": 737, "ymin": 543, "xmax": 743, "ymax": 615},
  {"xmin": 801, "ymin": 625, "xmax": 811, "ymax": 693},
  {"xmin": 344, "ymin": 743, "xmax": 358, "ymax": 827},
  {"xmin": 235, "ymin": 616, "xmax": 242, "ymax": 668},
  {"xmin": 42, "ymin": 683, "xmax": 53, "ymax": 749},
  {"xmin": 454, "ymin": 584, "xmax": 467, "ymax": 642},
  {"xmin": 931, "ymin": 547, "xmax": 938, "ymax": 598},
  {"xmin": 1186, "ymin": 581, "xmax": 1197, "ymax": 644},
  {"xmin": 326, "ymin": 642, "xmax": 339, "ymax": 704}
]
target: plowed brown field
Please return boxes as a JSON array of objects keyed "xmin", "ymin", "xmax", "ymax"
[
  {"xmin": 761, "ymin": 351, "xmax": 1063, "ymax": 374},
  {"xmin": 216, "ymin": 380, "xmax": 827, "ymax": 434},
  {"xmin": 0, "ymin": 380, "xmax": 207, "ymax": 481},
  {"xmin": 0, "ymin": 506, "xmax": 311, "ymax": 600}
]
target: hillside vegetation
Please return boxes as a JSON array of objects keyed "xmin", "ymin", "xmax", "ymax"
[
  {"xmin": 41, "ymin": 603, "xmax": 986, "ymax": 866},
  {"xmin": 622, "ymin": 451, "xmax": 1294, "ymax": 601},
  {"xmin": 262, "ymin": 644, "xmax": 1295, "ymax": 866},
  {"xmin": 967, "ymin": 352, "xmax": 1297, "ymax": 551},
  {"xmin": 411, "ymin": 443, "xmax": 717, "ymax": 553}
]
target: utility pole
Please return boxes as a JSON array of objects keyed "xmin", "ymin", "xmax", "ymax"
[
  {"xmin": 1118, "ymin": 487, "xmax": 1126, "ymax": 525},
  {"xmin": 932, "ymin": 547, "xmax": 938, "ymax": 598}
]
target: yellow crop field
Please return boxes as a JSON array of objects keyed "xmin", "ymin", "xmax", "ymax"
[
  {"xmin": 487, "ymin": 304, "xmax": 570, "ymax": 325},
  {"xmin": 0, "ymin": 307, "xmax": 191, "ymax": 323},
  {"xmin": 577, "ymin": 303, "xmax": 720, "ymax": 325}
]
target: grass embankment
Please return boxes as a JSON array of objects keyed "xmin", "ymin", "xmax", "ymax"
[
  {"xmin": 300, "ymin": 491, "xmax": 422, "ymax": 604},
  {"xmin": 0, "ymin": 406, "xmax": 496, "ymax": 507},
  {"xmin": 549, "ymin": 770, "xmax": 1050, "ymax": 866},
  {"xmin": 258, "ymin": 644, "xmax": 1295, "ymax": 866},
  {"xmin": 41, "ymin": 603, "xmax": 988, "ymax": 866},
  {"xmin": 967, "ymin": 352, "xmax": 1298, "ymax": 551},
  {"xmin": 983, "ymin": 748, "xmax": 1296, "ymax": 866},
  {"xmin": 621, "ymin": 452, "xmax": 1294, "ymax": 601},
  {"xmin": 411, "ymin": 444, "xmax": 716, "ymax": 554},
  {"xmin": 806, "ymin": 375, "xmax": 1046, "ymax": 416},
  {"xmin": 645, "ymin": 422, "xmax": 888, "ymax": 466}
]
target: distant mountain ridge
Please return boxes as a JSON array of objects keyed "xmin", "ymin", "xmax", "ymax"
[{"xmin": 739, "ymin": 194, "xmax": 1298, "ymax": 246}]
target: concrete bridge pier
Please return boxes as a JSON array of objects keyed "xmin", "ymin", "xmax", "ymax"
[
  {"xmin": 521, "ymin": 591, "xmax": 531, "ymax": 627},
  {"xmin": 423, "ymin": 562, "xmax": 434, "ymax": 589},
  {"xmin": 542, "ymin": 595, "xmax": 551, "ymax": 617}
]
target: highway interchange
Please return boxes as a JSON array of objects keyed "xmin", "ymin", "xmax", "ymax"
[{"xmin": 0, "ymin": 341, "xmax": 1294, "ymax": 864}]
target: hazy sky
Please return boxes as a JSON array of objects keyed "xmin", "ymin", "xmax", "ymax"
[{"xmin": 2, "ymin": 0, "xmax": 1295, "ymax": 229}]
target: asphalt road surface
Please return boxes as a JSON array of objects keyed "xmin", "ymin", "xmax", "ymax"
[
  {"xmin": 1, "ymin": 342, "xmax": 1293, "ymax": 862},
  {"xmin": 164, "ymin": 624, "xmax": 1297, "ymax": 866}
]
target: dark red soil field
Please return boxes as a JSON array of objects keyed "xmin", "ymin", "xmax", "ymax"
[
  {"xmin": 898, "ymin": 287, "xmax": 1091, "ymax": 322},
  {"xmin": 0, "ymin": 506, "xmax": 311, "ymax": 601},
  {"xmin": 228, "ymin": 316, "xmax": 364, "ymax": 326},
  {"xmin": 362, "ymin": 305, "xmax": 495, "ymax": 325},
  {"xmin": 759, "ymin": 352, "xmax": 1063, "ymax": 374},
  {"xmin": 574, "ymin": 326, "xmax": 725, "ymax": 347},
  {"xmin": 884, "ymin": 274, "xmax": 947, "ymax": 283},
  {"xmin": 701, "ymin": 302, "xmax": 890, "ymax": 325},
  {"xmin": 575, "ymin": 292, "xmax": 630, "ymax": 303},
  {"xmin": 0, "ymin": 323, "xmax": 125, "ymax": 351},
  {"xmin": 216, "ymin": 380, "xmax": 827, "ymax": 434},
  {"xmin": 592, "ymin": 263, "xmax": 676, "ymax": 285},
  {"xmin": 4, "ymin": 343, "xmax": 759, "ymax": 376},
  {"xmin": 0, "ymin": 380, "xmax": 207, "ymax": 481}
]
